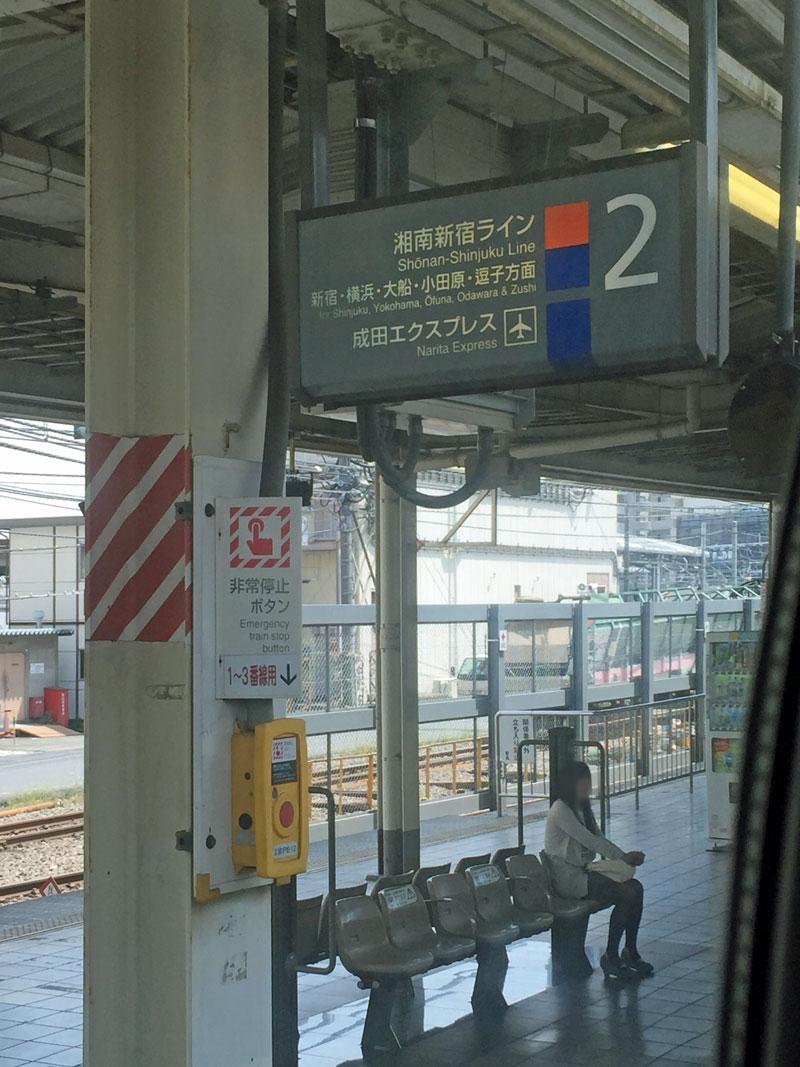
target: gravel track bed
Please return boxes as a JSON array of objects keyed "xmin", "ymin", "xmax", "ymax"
[{"xmin": 0, "ymin": 803, "xmax": 83, "ymax": 903}]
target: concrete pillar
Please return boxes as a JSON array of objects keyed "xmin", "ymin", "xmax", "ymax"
[
  {"xmin": 639, "ymin": 603, "xmax": 655, "ymax": 777},
  {"xmin": 376, "ymin": 478, "xmax": 419, "ymax": 873},
  {"xmin": 85, "ymin": 2, "xmax": 270, "ymax": 1064},
  {"xmin": 376, "ymin": 476, "xmax": 402, "ymax": 874},
  {"xmin": 399, "ymin": 495, "xmax": 420, "ymax": 871},
  {"xmin": 487, "ymin": 604, "xmax": 502, "ymax": 813}
]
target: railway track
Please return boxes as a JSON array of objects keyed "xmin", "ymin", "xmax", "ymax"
[
  {"xmin": 0, "ymin": 810, "xmax": 84, "ymax": 848},
  {"xmin": 0, "ymin": 871, "xmax": 83, "ymax": 899},
  {"xmin": 0, "ymin": 740, "xmax": 488, "ymax": 893}
]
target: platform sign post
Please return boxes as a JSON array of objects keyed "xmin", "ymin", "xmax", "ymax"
[
  {"xmin": 215, "ymin": 498, "xmax": 302, "ymax": 700},
  {"xmin": 289, "ymin": 143, "xmax": 726, "ymax": 405}
]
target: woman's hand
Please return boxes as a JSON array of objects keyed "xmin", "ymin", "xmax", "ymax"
[{"xmin": 623, "ymin": 851, "xmax": 646, "ymax": 866}]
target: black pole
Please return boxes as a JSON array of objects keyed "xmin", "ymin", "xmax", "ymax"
[
  {"xmin": 776, "ymin": 0, "xmax": 800, "ymax": 355},
  {"xmin": 260, "ymin": 0, "xmax": 290, "ymax": 498},
  {"xmin": 548, "ymin": 726, "xmax": 576, "ymax": 806}
]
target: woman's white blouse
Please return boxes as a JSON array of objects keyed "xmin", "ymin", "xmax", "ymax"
[{"xmin": 544, "ymin": 799, "xmax": 625, "ymax": 899}]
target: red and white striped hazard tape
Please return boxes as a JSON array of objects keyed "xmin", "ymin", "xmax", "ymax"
[{"xmin": 85, "ymin": 433, "xmax": 191, "ymax": 642}]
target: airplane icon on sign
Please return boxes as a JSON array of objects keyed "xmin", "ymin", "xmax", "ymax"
[
  {"xmin": 508, "ymin": 315, "xmax": 534, "ymax": 341},
  {"xmin": 504, "ymin": 306, "xmax": 538, "ymax": 346}
]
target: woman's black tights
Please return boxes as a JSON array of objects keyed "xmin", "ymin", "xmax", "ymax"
[{"xmin": 585, "ymin": 873, "xmax": 644, "ymax": 960}]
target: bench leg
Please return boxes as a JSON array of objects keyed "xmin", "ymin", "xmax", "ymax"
[
  {"xmin": 391, "ymin": 976, "xmax": 426, "ymax": 1045},
  {"xmin": 361, "ymin": 980, "xmax": 404, "ymax": 1056},
  {"xmin": 551, "ymin": 915, "xmax": 592, "ymax": 983},
  {"xmin": 471, "ymin": 942, "xmax": 509, "ymax": 1021}
]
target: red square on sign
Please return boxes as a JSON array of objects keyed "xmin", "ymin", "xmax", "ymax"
[{"xmin": 544, "ymin": 201, "xmax": 590, "ymax": 250}]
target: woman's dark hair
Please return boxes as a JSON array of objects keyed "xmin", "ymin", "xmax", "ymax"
[{"xmin": 553, "ymin": 760, "xmax": 599, "ymax": 833}]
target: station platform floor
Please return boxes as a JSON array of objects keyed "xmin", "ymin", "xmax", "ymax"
[{"xmin": 0, "ymin": 776, "xmax": 727, "ymax": 1066}]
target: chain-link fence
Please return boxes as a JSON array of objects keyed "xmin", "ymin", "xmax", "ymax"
[
  {"xmin": 504, "ymin": 617, "xmax": 573, "ymax": 695},
  {"xmin": 289, "ymin": 622, "xmax": 375, "ymax": 714},
  {"xmin": 417, "ymin": 620, "xmax": 488, "ymax": 700}
]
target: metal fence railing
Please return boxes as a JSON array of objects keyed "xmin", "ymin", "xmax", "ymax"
[
  {"xmin": 307, "ymin": 733, "xmax": 490, "ymax": 821},
  {"xmin": 291, "ymin": 599, "xmax": 754, "ymax": 822},
  {"xmin": 587, "ymin": 695, "xmax": 704, "ymax": 806},
  {"xmin": 496, "ymin": 694, "xmax": 705, "ymax": 818}
]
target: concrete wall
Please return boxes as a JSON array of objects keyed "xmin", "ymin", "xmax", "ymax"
[
  {"xmin": 6, "ymin": 520, "xmax": 84, "ymax": 716},
  {"xmin": 418, "ymin": 547, "xmax": 618, "ymax": 606},
  {"xmin": 416, "ymin": 486, "xmax": 619, "ymax": 605},
  {"xmin": 0, "ymin": 633, "xmax": 60, "ymax": 718},
  {"xmin": 302, "ymin": 544, "xmax": 339, "ymax": 604}
]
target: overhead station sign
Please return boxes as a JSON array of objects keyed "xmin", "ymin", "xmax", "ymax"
[
  {"xmin": 289, "ymin": 144, "xmax": 724, "ymax": 405},
  {"xmin": 216, "ymin": 498, "xmax": 302, "ymax": 700}
]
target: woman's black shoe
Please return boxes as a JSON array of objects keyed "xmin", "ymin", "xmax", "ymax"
[
  {"xmin": 621, "ymin": 948, "xmax": 655, "ymax": 977},
  {"xmin": 600, "ymin": 953, "xmax": 637, "ymax": 980}
]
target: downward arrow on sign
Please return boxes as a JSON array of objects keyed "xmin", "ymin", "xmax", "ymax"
[{"xmin": 280, "ymin": 665, "xmax": 297, "ymax": 686}]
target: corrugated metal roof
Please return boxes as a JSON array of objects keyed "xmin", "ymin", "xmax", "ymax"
[
  {"xmin": 0, "ymin": 627, "xmax": 73, "ymax": 637},
  {"xmin": 0, "ymin": 288, "xmax": 84, "ymax": 372},
  {"xmin": 0, "ymin": 2, "xmax": 84, "ymax": 153}
]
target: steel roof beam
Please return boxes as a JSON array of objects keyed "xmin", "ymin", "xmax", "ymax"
[
  {"xmin": 326, "ymin": 0, "xmax": 628, "ymax": 131},
  {"xmin": 727, "ymin": 0, "xmax": 784, "ymax": 49},
  {"xmin": 0, "ymin": 357, "xmax": 82, "ymax": 413},
  {"xmin": 480, "ymin": 0, "xmax": 683, "ymax": 113},
  {"xmin": 0, "ymin": 1, "xmax": 65, "ymax": 15},
  {"xmin": 566, "ymin": 0, "xmax": 781, "ymax": 117},
  {"xmin": 537, "ymin": 451, "xmax": 771, "ymax": 500}
]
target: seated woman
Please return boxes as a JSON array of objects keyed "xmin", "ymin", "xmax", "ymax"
[{"xmin": 544, "ymin": 760, "xmax": 653, "ymax": 979}]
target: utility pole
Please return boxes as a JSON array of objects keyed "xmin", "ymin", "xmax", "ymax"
[
  {"xmin": 623, "ymin": 495, "xmax": 632, "ymax": 593},
  {"xmin": 732, "ymin": 520, "xmax": 739, "ymax": 584},
  {"xmin": 700, "ymin": 521, "xmax": 708, "ymax": 590}
]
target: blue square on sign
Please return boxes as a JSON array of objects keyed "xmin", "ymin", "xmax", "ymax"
[
  {"xmin": 545, "ymin": 244, "xmax": 590, "ymax": 291},
  {"xmin": 547, "ymin": 299, "xmax": 592, "ymax": 368}
]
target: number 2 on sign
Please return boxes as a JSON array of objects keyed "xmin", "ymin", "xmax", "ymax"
[{"xmin": 604, "ymin": 193, "xmax": 659, "ymax": 291}]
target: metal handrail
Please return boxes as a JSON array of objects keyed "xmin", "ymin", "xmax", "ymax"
[
  {"xmin": 594, "ymin": 693, "xmax": 705, "ymax": 716},
  {"xmin": 516, "ymin": 738, "xmax": 548, "ymax": 848},
  {"xmin": 294, "ymin": 786, "xmax": 337, "ymax": 976},
  {"xmin": 515, "ymin": 735, "xmax": 610, "ymax": 849}
]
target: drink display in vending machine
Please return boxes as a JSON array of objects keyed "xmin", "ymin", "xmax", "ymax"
[{"xmin": 704, "ymin": 631, "xmax": 757, "ymax": 846}]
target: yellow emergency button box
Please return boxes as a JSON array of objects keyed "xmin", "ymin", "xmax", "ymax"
[{"xmin": 231, "ymin": 719, "xmax": 310, "ymax": 880}]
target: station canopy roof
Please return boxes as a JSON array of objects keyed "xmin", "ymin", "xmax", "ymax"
[
  {"xmin": 0, "ymin": 0, "xmax": 794, "ymax": 499},
  {"xmin": 0, "ymin": 627, "xmax": 74, "ymax": 638}
]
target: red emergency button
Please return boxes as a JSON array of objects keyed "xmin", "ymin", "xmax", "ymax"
[{"xmin": 279, "ymin": 801, "xmax": 294, "ymax": 828}]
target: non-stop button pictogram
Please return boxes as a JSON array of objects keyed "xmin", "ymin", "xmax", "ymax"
[{"xmin": 229, "ymin": 504, "xmax": 292, "ymax": 569}]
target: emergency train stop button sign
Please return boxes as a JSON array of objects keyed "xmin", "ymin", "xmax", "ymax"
[{"xmin": 215, "ymin": 497, "xmax": 302, "ymax": 699}]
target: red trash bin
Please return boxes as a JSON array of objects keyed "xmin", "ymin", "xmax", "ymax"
[
  {"xmin": 28, "ymin": 697, "xmax": 45, "ymax": 720},
  {"xmin": 44, "ymin": 687, "xmax": 70, "ymax": 727}
]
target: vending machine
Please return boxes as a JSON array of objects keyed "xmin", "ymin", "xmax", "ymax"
[{"xmin": 704, "ymin": 631, "xmax": 757, "ymax": 846}]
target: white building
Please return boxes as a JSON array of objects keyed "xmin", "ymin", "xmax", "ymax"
[
  {"xmin": 3, "ymin": 515, "xmax": 85, "ymax": 721},
  {"xmin": 416, "ymin": 477, "xmax": 619, "ymax": 605}
]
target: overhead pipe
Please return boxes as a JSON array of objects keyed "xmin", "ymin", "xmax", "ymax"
[
  {"xmin": 776, "ymin": 0, "xmax": 800, "ymax": 354},
  {"xmin": 298, "ymin": 0, "xmax": 330, "ymax": 210},
  {"xmin": 418, "ymin": 420, "xmax": 697, "ymax": 470},
  {"xmin": 357, "ymin": 404, "xmax": 495, "ymax": 509},
  {"xmin": 509, "ymin": 421, "xmax": 692, "ymax": 460}
]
